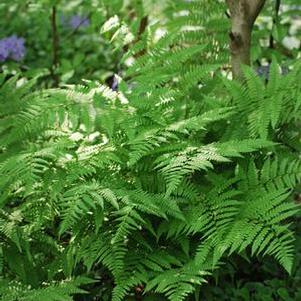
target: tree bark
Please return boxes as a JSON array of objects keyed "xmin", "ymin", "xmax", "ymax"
[{"xmin": 226, "ymin": 0, "xmax": 266, "ymax": 80}]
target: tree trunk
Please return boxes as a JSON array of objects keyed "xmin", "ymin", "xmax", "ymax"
[{"xmin": 226, "ymin": 0, "xmax": 266, "ymax": 80}]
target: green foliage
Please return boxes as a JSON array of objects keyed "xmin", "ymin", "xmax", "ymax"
[
  {"xmin": 224, "ymin": 61, "xmax": 301, "ymax": 139},
  {"xmin": 195, "ymin": 218, "xmax": 301, "ymax": 301},
  {"xmin": 0, "ymin": 277, "xmax": 93, "ymax": 301},
  {"xmin": 0, "ymin": 0, "xmax": 300, "ymax": 300}
]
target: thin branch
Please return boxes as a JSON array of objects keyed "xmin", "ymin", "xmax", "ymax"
[
  {"xmin": 269, "ymin": 0, "xmax": 281, "ymax": 49},
  {"xmin": 137, "ymin": 15, "xmax": 148, "ymax": 38},
  {"xmin": 51, "ymin": 6, "xmax": 60, "ymax": 87}
]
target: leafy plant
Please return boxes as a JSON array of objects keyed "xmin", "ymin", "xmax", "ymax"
[{"xmin": 0, "ymin": 0, "xmax": 300, "ymax": 300}]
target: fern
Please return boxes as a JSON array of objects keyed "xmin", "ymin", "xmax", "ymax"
[
  {"xmin": 0, "ymin": 277, "xmax": 92, "ymax": 301},
  {"xmin": 0, "ymin": 1, "xmax": 300, "ymax": 300}
]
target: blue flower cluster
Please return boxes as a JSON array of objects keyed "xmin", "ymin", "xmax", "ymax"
[
  {"xmin": 256, "ymin": 65, "xmax": 270, "ymax": 80},
  {"xmin": 61, "ymin": 14, "xmax": 90, "ymax": 30},
  {"xmin": 256, "ymin": 65, "xmax": 289, "ymax": 80},
  {"xmin": 0, "ymin": 35, "xmax": 26, "ymax": 62}
]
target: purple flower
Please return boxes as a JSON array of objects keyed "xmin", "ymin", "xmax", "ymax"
[
  {"xmin": 0, "ymin": 35, "xmax": 26, "ymax": 62},
  {"xmin": 256, "ymin": 65, "xmax": 289, "ymax": 80},
  {"xmin": 256, "ymin": 65, "xmax": 270, "ymax": 80},
  {"xmin": 0, "ymin": 40, "xmax": 9, "ymax": 62},
  {"xmin": 6, "ymin": 36, "xmax": 25, "ymax": 61},
  {"xmin": 61, "ymin": 14, "xmax": 90, "ymax": 30},
  {"xmin": 69, "ymin": 15, "xmax": 90, "ymax": 29}
]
